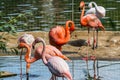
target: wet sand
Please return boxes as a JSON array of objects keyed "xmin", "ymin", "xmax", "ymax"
[{"xmin": 0, "ymin": 31, "xmax": 120, "ymax": 60}]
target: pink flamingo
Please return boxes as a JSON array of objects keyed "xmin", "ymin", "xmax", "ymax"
[
  {"xmin": 18, "ymin": 37, "xmax": 70, "ymax": 79},
  {"xmin": 49, "ymin": 20, "xmax": 75, "ymax": 50},
  {"xmin": 85, "ymin": 1, "xmax": 106, "ymax": 18},
  {"xmin": 33, "ymin": 38, "xmax": 72, "ymax": 80},
  {"xmin": 18, "ymin": 38, "xmax": 72, "ymax": 80},
  {"xmin": 80, "ymin": 1, "xmax": 105, "ymax": 79},
  {"xmin": 85, "ymin": 1, "xmax": 106, "ymax": 49},
  {"xmin": 79, "ymin": 1, "xmax": 105, "ymax": 49}
]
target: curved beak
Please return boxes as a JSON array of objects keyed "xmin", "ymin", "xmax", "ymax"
[{"xmin": 79, "ymin": 7, "xmax": 81, "ymax": 12}]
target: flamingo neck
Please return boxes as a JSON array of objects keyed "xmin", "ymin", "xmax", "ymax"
[
  {"xmin": 91, "ymin": 2, "xmax": 99, "ymax": 12},
  {"xmin": 24, "ymin": 44, "xmax": 36, "ymax": 63},
  {"xmin": 66, "ymin": 21, "xmax": 75, "ymax": 32},
  {"xmin": 90, "ymin": 2, "xmax": 97, "ymax": 8},
  {"xmin": 24, "ymin": 44, "xmax": 31, "ymax": 62},
  {"xmin": 34, "ymin": 38, "xmax": 47, "ymax": 64},
  {"xmin": 80, "ymin": 6, "xmax": 85, "ymax": 20},
  {"xmin": 41, "ymin": 40, "xmax": 47, "ymax": 64},
  {"xmin": 62, "ymin": 21, "xmax": 70, "ymax": 42},
  {"xmin": 91, "ymin": 2, "xmax": 104, "ymax": 17}
]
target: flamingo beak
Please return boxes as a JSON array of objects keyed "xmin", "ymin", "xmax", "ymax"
[
  {"xmin": 79, "ymin": 7, "xmax": 81, "ymax": 12},
  {"xmin": 32, "ymin": 45, "xmax": 35, "ymax": 49},
  {"xmin": 32, "ymin": 41, "xmax": 36, "ymax": 49}
]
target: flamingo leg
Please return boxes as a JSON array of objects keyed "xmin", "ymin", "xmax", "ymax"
[
  {"xmin": 92, "ymin": 28, "xmax": 97, "ymax": 80},
  {"xmin": 20, "ymin": 49, "xmax": 23, "ymax": 80},
  {"xmin": 55, "ymin": 75, "xmax": 56, "ymax": 80},
  {"xmin": 93, "ymin": 59, "xmax": 96, "ymax": 80},
  {"xmin": 96, "ymin": 60, "xmax": 99, "ymax": 79},
  {"xmin": 96, "ymin": 28, "xmax": 100, "ymax": 79},
  {"xmin": 62, "ymin": 77, "xmax": 64, "ymax": 80},
  {"xmin": 50, "ymin": 75, "xmax": 56, "ymax": 80},
  {"xmin": 92, "ymin": 28, "xmax": 96, "ymax": 50},
  {"xmin": 96, "ymin": 28, "xmax": 98, "ymax": 49},
  {"xmin": 26, "ymin": 63, "xmax": 31, "ymax": 80},
  {"xmin": 50, "ymin": 75, "xmax": 54, "ymax": 80},
  {"xmin": 88, "ymin": 28, "xmax": 90, "ymax": 45},
  {"xmin": 26, "ymin": 72, "xmax": 29, "ymax": 80},
  {"xmin": 86, "ymin": 28, "xmax": 90, "ymax": 78}
]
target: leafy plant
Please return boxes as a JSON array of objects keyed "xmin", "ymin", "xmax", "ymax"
[{"xmin": 0, "ymin": 12, "xmax": 32, "ymax": 54}]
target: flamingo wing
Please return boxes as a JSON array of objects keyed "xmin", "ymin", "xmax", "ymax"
[
  {"xmin": 46, "ymin": 45, "xmax": 70, "ymax": 61},
  {"xmin": 47, "ymin": 56, "xmax": 71, "ymax": 77},
  {"xmin": 96, "ymin": 6, "xmax": 106, "ymax": 18},
  {"xmin": 85, "ymin": 8, "xmax": 96, "ymax": 15},
  {"xmin": 49, "ymin": 26, "xmax": 67, "ymax": 45}
]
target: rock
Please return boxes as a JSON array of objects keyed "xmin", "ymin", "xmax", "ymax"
[{"xmin": 0, "ymin": 71, "xmax": 17, "ymax": 78}]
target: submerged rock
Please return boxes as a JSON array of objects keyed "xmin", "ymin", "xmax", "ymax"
[{"xmin": 0, "ymin": 71, "xmax": 17, "ymax": 78}]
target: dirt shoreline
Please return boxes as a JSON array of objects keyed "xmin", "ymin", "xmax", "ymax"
[{"xmin": 0, "ymin": 31, "xmax": 120, "ymax": 60}]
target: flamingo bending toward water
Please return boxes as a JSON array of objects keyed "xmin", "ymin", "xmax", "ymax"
[
  {"xmin": 18, "ymin": 37, "xmax": 70, "ymax": 79},
  {"xmin": 18, "ymin": 38, "xmax": 72, "ymax": 80},
  {"xmin": 18, "ymin": 33, "xmax": 35, "ymax": 79},
  {"xmin": 49, "ymin": 20, "xmax": 75, "ymax": 50},
  {"xmin": 85, "ymin": 1, "xmax": 106, "ymax": 18}
]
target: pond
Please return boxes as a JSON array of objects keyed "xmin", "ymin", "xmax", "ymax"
[{"xmin": 0, "ymin": 56, "xmax": 120, "ymax": 80}]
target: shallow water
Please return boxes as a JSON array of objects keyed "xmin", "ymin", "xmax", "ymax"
[{"xmin": 0, "ymin": 56, "xmax": 120, "ymax": 80}]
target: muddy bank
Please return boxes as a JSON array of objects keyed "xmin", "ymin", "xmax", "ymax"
[{"xmin": 0, "ymin": 31, "xmax": 120, "ymax": 60}]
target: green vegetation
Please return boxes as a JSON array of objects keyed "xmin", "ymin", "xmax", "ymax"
[{"xmin": 0, "ymin": 12, "xmax": 32, "ymax": 54}]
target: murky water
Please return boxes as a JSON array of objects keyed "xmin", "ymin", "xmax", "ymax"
[{"xmin": 0, "ymin": 56, "xmax": 120, "ymax": 80}]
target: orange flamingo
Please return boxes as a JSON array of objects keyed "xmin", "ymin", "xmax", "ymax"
[
  {"xmin": 18, "ymin": 37, "xmax": 70, "ymax": 79},
  {"xmin": 18, "ymin": 33, "xmax": 35, "ymax": 79},
  {"xmin": 79, "ymin": 1, "xmax": 105, "ymax": 49},
  {"xmin": 80, "ymin": 1, "xmax": 105, "ymax": 79},
  {"xmin": 18, "ymin": 38, "xmax": 72, "ymax": 80},
  {"xmin": 18, "ymin": 33, "xmax": 35, "ymax": 61},
  {"xmin": 49, "ymin": 20, "xmax": 75, "ymax": 50}
]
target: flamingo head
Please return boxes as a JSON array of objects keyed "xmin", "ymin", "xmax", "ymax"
[
  {"xmin": 80, "ymin": 1, "xmax": 85, "ymax": 8},
  {"xmin": 32, "ymin": 37, "xmax": 45, "ymax": 49},
  {"xmin": 66, "ymin": 20, "xmax": 75, "ymax": 33},
  {"xmin": 69, "ymin": 22, "xmax": 75, "ymax": 33},
  {"xmin": 88, "ymin": 2, "xmax": 93, "ymax": 8}
]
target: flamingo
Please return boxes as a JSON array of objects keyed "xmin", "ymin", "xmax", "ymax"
[
  {"xmin": 85, "ymin": 1, "xmax": 106, "ymax": 18},
  {"xmin": 18, "ymin": 33, "xmax": 35, "ymax": 79},
  {"xmin": 49, "ymin": 20, "xmax": 75, "ymax": 51},
  {"xmin": 18, "ymin": 38, "xmax": 72, "ymax": 80},
  {"xmin": 85, "ymin": 1, "xmax": 106, "ymax": 49},
  {"xmin": 79, "ymin": 1, "xmax": 105, "ymax": 49},
  {"xmin": 79, "ymin": 1, "xmax": 105, "ymax": 79},
  {"xmin": 33, "ymin": 37, "xmax": 72, "ymax": 80},
  {"xmin": 18, "ymin": 37, "xmax": 70, "ymax": 79},
  {"xmin": 85, "ymin": 2, "xmax": 106, "ymax": 78},
  {"xmin": 18, "ymin": 33, "xmax": 35, "ymax": 58}
]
